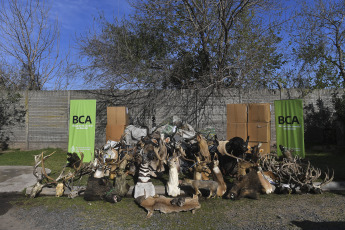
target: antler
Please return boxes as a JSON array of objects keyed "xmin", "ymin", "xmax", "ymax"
[
  {"xmin": 176, "ymin": 144, "xmax": 195, "ymax": 162},
  {"xmin": 261, "ymin": 153, "xmax": 335, "ymax": 194},
  {"xmin": 41, "ymin": 151, "xmax": 58, "ymax": 184},
  {"xmin": 30, "ymin": 151, "xmax": 56, "ymax": 198},
  {"xmin": 222, "ymin": 150, "xmax": 247, "ymax": 162},
  {"xmin": 153, "ymin": 146, "xmax": 163, "ymax": 161},
  {"xmin": 318, "ymin": 168, "xmax": 334, "ymax": 188}
]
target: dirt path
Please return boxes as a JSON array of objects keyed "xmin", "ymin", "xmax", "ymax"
[
  {"xmin": 0, "ymin": 195, "xmax": 42, "ymax": 230},
  {"xmin": 1, "ymin": 192, "xmax": 345, "ymax": 230}
]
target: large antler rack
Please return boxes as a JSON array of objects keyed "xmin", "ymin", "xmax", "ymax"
[
  {"xmin": 30, "ymin": 151, "xmax": 56, "ymax": 198},
  {"xmin": 30, "ymin": 151, "xmax": 93, "ymax": 198},
  {"xmin": 260, "ymin": 153, "xmax": 334, "ymax": 194}
]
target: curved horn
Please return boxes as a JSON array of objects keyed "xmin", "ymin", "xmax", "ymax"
[
  {"xmin": 176, "ymin": 145, "xmax": 195, "ymax": 163},
  {"xmin": 41, "ymin": 151, "xmax": 57, "ymax": 184},
  {"xmin": 222, "ymin": 150, "xmax": 245, "ymax": 162},
  {"xmin": 74, "ymin": 152, "xmax": 84, "ymax": 171}
]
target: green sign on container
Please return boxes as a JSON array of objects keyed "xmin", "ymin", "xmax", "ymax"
[
  {"xmin": 274, "ymin": 99, "xmax": 305, "ymax": 158},
  {"xmin": 68, "ymin": 100, "xmax": 96, "ymax": 162}
]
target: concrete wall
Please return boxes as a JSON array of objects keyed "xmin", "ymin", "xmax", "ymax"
[{"xmin": 2, "ymin": 88, "xmax": 344, "ymax": 150}]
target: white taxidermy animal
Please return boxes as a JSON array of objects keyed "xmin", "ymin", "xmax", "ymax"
[
  {"xmin": 212, "ymin": 154, "xmax": 227, "ymax": 197},
  {"xmin": 166, "ymin": 156, "xmax": 180, "ymax": 197}
]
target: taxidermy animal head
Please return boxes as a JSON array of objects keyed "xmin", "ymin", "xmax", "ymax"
[
  {"xmin": 225, "ymin": 136, "xmax": 250, "ymax": 157},
  {"xmin": 229, "ymin": 169, "xmax": 272, "ymax": 200}
]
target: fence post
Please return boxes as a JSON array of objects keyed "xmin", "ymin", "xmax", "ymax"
[{"xmin": 25, "ymin": 90, "xmax": 29, "ymax": 150}]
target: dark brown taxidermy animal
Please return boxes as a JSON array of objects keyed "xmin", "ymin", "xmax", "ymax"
[
  {"xmin": 215, "ymin": 136, "xmax": 250, "ymax": 176},
  {"xmin": 84, "ymin": 176, "xmax": 113, "ymax": 201},
  {"xmin": 228, "ymin": 168, "xmax": 273, "ymax": 200},
  {"xmin": 279, "ymin": 145, "xmax": 293, "ymax": 161},
  {"xmin": 67, "ymin": 152, "xmax": 82, "ymax": 168}
]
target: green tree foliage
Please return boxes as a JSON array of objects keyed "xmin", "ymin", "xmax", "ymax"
[
  {"xmin": 78, "ymin": 0, "xmax": 284, "ymax": 90},
  {"xmin": 304, "ymin": 99, "xmax": 336, "ymax": 145},
  {"xmin": 0, "ymin": 91, "xmax": 25, "ymax": 150},
  {"xmin": 332, "ymin": 93, "xmax": 345, "ymax": 123}
]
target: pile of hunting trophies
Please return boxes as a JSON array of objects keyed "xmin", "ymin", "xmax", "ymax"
[{"xmin": 30, "ymin": 123, "xmax": 334, "ymax": 218}]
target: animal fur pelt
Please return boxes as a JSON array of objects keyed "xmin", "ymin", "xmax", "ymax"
[
  {"xmin": 193, "ymin": 158, "xmax": 212, "ymax": 181},
  {"xmin": 66, "ymin": 152, "xmax": 81, "ymax": 168},
  {"xmin": 228, "ymin": 169, "xmax": 273, "ymax": 200},
  {"xmin": 84, "ymin": 176, "xmax": 113, "ymax": 201},
  {"xmin": 84, "ymin": 176, "xmax": 127, "ymax": 203},
  {"xmin": 181, "ymin": 178, "xmax": 218, "ymax": 198},
  {"xmin": 135, "ymin": 195, "xmax": 201, "ymax": 218},
  {"xmin": 226, "ymin": 136, "xmax": 250, "ymax": 157},
  {"xmin": 170, "ymin": 197, "xmax": 185, "ymax": 207},
  {"xmin": 212, "ymin": 155, "xmax": 227, "ymax": 197},
  {"xmin": 103, "ymin": 192, "xmax": 123, "ymax": 203},
  {"xmin": 196, "ymin": 134, "xmax": 211, "ymax": 163},
  {"xmin": 114, "ymin": 173, "xmax": 130, "ymax": 197},
  {"xmin": 215, "ymin": 136, "xmax": 250, "ymax": 176},
  {"xmin": 279, "ymin": 145, "xmax": 293, "ymax": 161}
]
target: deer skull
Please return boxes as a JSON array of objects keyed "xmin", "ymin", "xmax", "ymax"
[{"xmin": 56, "ymin": 183, "xmax": 64, "ymax": 197}]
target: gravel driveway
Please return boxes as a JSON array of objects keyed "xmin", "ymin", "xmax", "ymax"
[{"xmin": 1, "ymin": 191, "xmax": 344, "ymax": 230}]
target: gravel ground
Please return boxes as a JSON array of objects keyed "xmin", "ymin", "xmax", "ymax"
[{"xmin": 1, "ymin": 192, "xmax": 345, "ymax": 230}]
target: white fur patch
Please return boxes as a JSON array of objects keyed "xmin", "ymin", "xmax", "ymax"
[{"xmin": 213, "ymin": 167, "xmax": 220, "ymax": 174}]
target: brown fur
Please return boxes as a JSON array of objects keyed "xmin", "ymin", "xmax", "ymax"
[
  {"xmin": 250, "ymin": 143, "xmax": 262, "ymax": 163},
  {"xmin": 257, "ymin": 171, "xmax": 273, "ymax": 194},
  {"xmin": 194, "ymin": 161, "xmax": 211, "ymax": 180},
  {"xmin": 135, "ymin": 195, "xmax": 201, "ymax": 218},
  {"xmin": 181, "ymin": 178, "xmax": 218, "ymax": 198},
  {"xmin": 196, "ymin": 134, "xmax": 211, "ymax": 163},
  {"xmin": 262, "ymin": 171, "xmax": 278, "ymax": 182},
  {"xmin": 229, "ymin": 169, "xmax": 273, "ymax": 200},
  {"xmin": 212, "ymin": 156, "xmax": 227, "ymax": 197},
  {"xmin": 192, "ymin": 156, "xmax": 211, "ymax": 180},
  {"xmin": 237, "ymin": 161, "xmax": 256, "ymax": 178},
  {"xmin": 141, "ymin": 134, "xmax": 168, "ymax": 173}
]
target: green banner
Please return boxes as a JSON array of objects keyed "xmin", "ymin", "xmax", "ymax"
[
  {"xmin": 68, "ymin": 100, "xmax": 96, "ymax": 162},
  {"xmin": 274, "ymin": 99, "xmax": 305, "ymax": 158}
]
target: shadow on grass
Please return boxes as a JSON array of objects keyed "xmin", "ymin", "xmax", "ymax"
[
  {"xmin": 291, "ymin": 220, "xmax": 345, "ymax": 230},
  {"xmin": 305, "ymin": 149, "xmax": 345, "ymax": 181}
]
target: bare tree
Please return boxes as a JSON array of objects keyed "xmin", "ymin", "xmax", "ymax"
[
  {"xmin": 290, "ymin": 0, "xmax": 345, "ymax": 88},
  {"xmin": 77, "ymin": 0, "xmax": 285, "ymax": 131},
  {"xmin": 0, "ymin": 0, "xmax": 65, "ymax": 90},
  {"xmin": 78, "ymin": 0, "xmax": 284, "ymax": 90}
]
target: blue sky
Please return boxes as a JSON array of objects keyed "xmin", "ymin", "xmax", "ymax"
[
  {"xmin": 4, "ymin": 0, "xmax": 305, "ymax": 89},
  {"xmin": 46, "ymin": 0, "xmax": 133, "ymax": 89},
  {"xmin": 50, "ymin": 0, "xmax": 132, "ymax": 49}
]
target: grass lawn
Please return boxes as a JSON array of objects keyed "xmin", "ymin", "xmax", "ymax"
[
  {"xmin": 8, "ymin": 190, "xmax": 345, "ymax": 229},
  {"xmin": 0, "ymin": 147, "xmax": 344, "ymax": 182},
  {"xmin": 1, "ymin": 147, "xmax": 345, "ymax": 229},
  {"xmin": 0, "ymin": 148, "xmax": 69, "ymax": 180}
]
